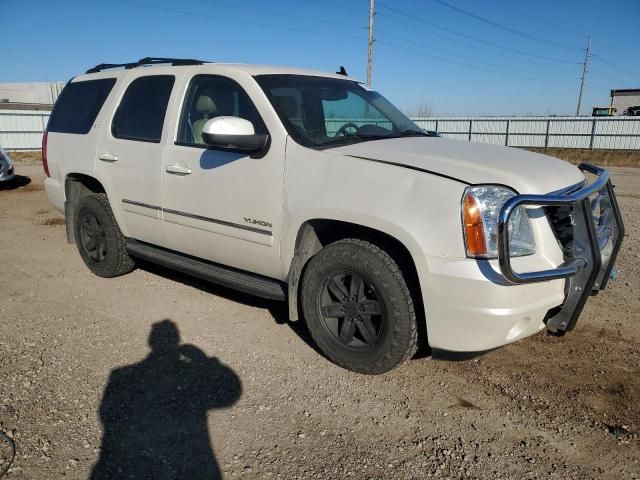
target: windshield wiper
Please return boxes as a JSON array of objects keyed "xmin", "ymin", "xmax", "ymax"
[
  {"xmin": 353, "ymin": 130, "xmax": 433, "ymax": 141},
  {"xmin": 356, "ymin": 130, "xmax": 432, "ymax": 140},
  {"xmin": 395, "ymin": 129, "xmax": 431, "ymax": 137},
  {"xmin": 314, "ymin": 129, "xmax": 434, "ymax": 148}
]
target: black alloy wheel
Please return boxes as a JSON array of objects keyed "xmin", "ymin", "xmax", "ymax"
[
  {"xmin": 318, "ymin": 271, "xmax": 385, "ymax": 348},
  {"xmin": 80, "ymin": 213, "xmax": 108, "ymax": 263}
]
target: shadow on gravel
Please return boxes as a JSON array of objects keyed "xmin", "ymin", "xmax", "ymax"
[
  {"xmin": 135, "ymin": 260, "xmax": 321, "ymax": 352},
  {"xmin": 91, "ymin": 319, "xmax": 242, "ymax": 480},
  {"xmin": 0, "ymin": 175, "xmax": 31, "ymax": 190},
  {"xmin": 431, "ymin": 348, "xmax": 498, "ymax": 362}
]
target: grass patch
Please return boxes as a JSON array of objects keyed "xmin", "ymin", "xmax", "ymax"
[{"xmin": 522, "ymin": 148, "xmax": 640, "ymax": 168}]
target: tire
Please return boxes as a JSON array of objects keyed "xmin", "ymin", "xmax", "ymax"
[
  {"xmin": 74, "ymin": 193, "xmax": 135, "ymax": 278},
  {"xmin": 301, "ymin": 239, "xmax": 418, "ymax": 374}
]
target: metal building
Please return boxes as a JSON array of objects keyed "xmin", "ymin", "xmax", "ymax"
[
  {"xmin": 0, "ymin": 82, "xmax": 64, "ymax": 107},
  {"xmin": 610, "ymin": 89, "xmax": 640, "ymax": 116}
]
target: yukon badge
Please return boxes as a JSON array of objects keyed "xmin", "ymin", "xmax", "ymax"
[{"xmin": 244, "ymin": 217, "xmax": 272, "ymax": 228}]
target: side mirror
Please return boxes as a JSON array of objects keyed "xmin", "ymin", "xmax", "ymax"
[{"xmin": 201, "ymin": 116, "xmax": 269, "ymax": 153}]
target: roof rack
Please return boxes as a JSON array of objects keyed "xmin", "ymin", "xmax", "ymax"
[{"xmin": 86, "ymin": 57, "xmax": 208, "ymax": 74}]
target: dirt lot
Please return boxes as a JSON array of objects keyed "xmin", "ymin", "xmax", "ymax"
[{"xmin": 1, "ymin": 164, "xmax": 639, "ymax": 479}]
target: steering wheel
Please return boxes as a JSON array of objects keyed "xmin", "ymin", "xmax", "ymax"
[{"xmin": 335, "ymin": 122, "xmax": 359, "ymax": 137}]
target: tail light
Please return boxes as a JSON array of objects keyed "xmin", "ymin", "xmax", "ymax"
[{"xmin": 42, "ymin": 131, "xmax": 50, "ymax": 177}]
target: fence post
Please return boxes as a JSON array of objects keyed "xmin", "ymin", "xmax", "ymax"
[
  {"xmin": 544, "ymin": 119, "xmax": 551, "ymax": 148},
  {"xmin": 505, "ymin": 120, "xmax": 510, "ymax": 146},
  {"xmin": 468, "ymin": 119, "xmax": 473, "ymax": 141},
  {"xmin": 435, "ymin": 119, "xmax": 439, "ymax": 134},
  {"xmin": 589, "ymin": 118, "xmax": 597, "ymax": 150}
]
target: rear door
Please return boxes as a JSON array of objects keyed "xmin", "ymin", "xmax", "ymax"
[{"xmin": 96, "ymin": 74, "xmax": 177, "ymax": 247}]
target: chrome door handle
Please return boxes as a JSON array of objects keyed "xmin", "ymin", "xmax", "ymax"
[
  {"xmin": 166, "ymin": 164, "xmax": 193, "ymax": 175},
  {"xmin": 98, "ymin": 152, "xmax": 119, "ymax": 162}
]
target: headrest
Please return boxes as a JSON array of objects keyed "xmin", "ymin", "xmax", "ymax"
[
  {"xmin": 196, "ymin": 95, "xmax": 216, "ymax": 114},
  {"xmin": 275, "ymin": 96, "xmax": 298, "ymax": 118}
]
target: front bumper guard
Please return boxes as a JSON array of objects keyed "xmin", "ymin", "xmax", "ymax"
[{"xmin": 497, "ymin": 163, "xmax": 625, "ymax": 333}]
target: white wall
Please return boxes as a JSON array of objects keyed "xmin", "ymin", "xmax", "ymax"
[
  {"xmin": 0, "ymin": 110, "xmax": 50, "ymax": 150},
  {"xmin": 0, "ymin": 82, "xmax": 64, "ymax": 105}
]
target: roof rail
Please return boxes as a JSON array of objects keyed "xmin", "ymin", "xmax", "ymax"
[{"xmin": 85, "ymin": 57, "xmax": 208, "ymax": 74}]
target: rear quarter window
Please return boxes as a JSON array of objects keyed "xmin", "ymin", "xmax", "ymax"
[{"xmin": 47, "ymin": 78, "xmax": 116, "ymax": 134}]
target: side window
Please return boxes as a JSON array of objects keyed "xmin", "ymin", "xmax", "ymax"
[
  {"xmin": 48, "ymin": 78, "xmax": 116, "ymax": 134},
  {"xmin": 177, "ymin": 75, "xmax": 267, "ymax": 146},
  {"xmin": 112, "ymin": 75, "xmax": 175, "ymax": 143}
]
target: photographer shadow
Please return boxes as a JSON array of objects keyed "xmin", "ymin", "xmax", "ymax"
[{"xmin": 91, "ymin": 319, "xmax": 242, "ymax": 480}]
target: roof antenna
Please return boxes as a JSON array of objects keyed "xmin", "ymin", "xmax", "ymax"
[{"xmin": 336, "ymin": 66, "xmax": 348, "ymax": 76}]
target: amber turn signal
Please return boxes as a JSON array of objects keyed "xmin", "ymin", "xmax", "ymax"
[{"xmin": 463, "ymin": 192, "xmax": 488, "ymax": 257}]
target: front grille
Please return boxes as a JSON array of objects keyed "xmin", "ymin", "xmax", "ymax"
[{"xmin": 546, "ymin": 205, "xmax": 575, "ymax": 256}]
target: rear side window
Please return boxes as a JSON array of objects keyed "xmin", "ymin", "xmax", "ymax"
[
  {"xmin": 112, "ymin": 75, "xmax": 175, "ymax": 143},
  {"xmin": 47, "ymin": 78, "xmax": 116, "ymax": 134}
]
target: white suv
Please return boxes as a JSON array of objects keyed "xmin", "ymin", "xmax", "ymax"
[{"xmin": 43, "ymin": 58, "xmax": 624, "ymax": 374}]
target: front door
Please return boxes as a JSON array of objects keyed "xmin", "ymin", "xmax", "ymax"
[
  {"xmin": 96, "ymin": 73, "xmax": 177, "ymax": 248},
  {"xmin": 161, "ymin": 74, "xmax": 285, "ymax": 279}
]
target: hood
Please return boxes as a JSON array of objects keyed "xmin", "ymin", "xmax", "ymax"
[{"xmin": 327, "ymin": 137, "xmax": 585, "ymax": 194}]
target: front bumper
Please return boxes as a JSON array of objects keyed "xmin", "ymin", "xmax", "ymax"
[
  {"xmin": 421, "ymin": 255, "xmax": 566, "ymax": 351},
  {"xmin": 497, "ymin": 163, "xmax": 625, "ymax": 333}
]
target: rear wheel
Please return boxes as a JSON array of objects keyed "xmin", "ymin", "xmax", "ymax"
[
  {"xmin": 74, "ymin": 193, "xmax": 135, "ymax": 278},
  {"xmin": 301, "ymin": 239, "xmax": 418, "ymax": 374}
]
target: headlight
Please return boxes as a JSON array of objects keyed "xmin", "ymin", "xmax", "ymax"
[{"xmin": 461, "ymin": 185, "xmax": 535, "ymax": 258}]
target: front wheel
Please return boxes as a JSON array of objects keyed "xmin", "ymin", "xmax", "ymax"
[
  {"xmin": 301, "ymin": 239, "xmax": 418, "ymax": 374},
  {"xmin": 74, "ymin": 193, "xmax": 135, "ymax": 278}
]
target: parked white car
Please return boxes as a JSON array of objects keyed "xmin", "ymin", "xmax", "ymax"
[
  {"xmin": 0, "ymin": 146, "xmax": 15, "ymax": 184},
  {"xmin": 43, "ymin": 58, "xmax": 624, "ymax": 373}
]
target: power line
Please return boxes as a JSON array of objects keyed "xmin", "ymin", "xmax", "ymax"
[
  {"xmin": 360, "ymin": 0, "xmax": 575, "ymax": 86},
  {"xmin": 376, "ymin": 2, "xmax": 580, "ymax": 65},
  {"xmin": 431, "ymin": 0, "xmax": 581, "ymax": 52},
  {"xmin": 376, "ymin": 29, "xmax": 577, "ymax": 80},
  {"xmin": 112, "ymin": 0, "xmax": 367, "ymax": 42},
  {"xmin": 590, "ymin": 68, "xmax": 633, "ymax": 84},
  {"xmin": 592, "ymin": 55, "xmax": 640, "ymax": 80},
  {"xmin": 380, "ymin": 2, "xmax": 633, "ymax": 92},
  {"xmin": 196, "ymin": 0, "xmax": 355, "ymax": 29},
  {"xmin": 298, "ymin": 0, "xmax": 363, "ymax": 13},
  {"xmin": 377, "ymin": 11, "xmax": 579, "ymax": 70},
  {"xmin": 376, "ymin": 39, "xmax": 574, "ymax": 86}
]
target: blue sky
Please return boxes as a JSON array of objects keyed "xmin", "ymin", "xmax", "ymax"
[{"xmin": 1, "ymin": 0, "xmax": 639, "ymax": 116}]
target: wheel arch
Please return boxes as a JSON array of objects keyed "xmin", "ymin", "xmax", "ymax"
[
  {"xmin": 286, "ymin": 218, "xmax": 427, "ymax": 350},
  {"xmin": 64, "ymin": 173, "xmax": 106, "ymax": 244}
]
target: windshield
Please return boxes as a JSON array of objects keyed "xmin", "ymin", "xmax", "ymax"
[{"xmin": 255, "ymin": 74, "xmax": 428, "ymax": 149}]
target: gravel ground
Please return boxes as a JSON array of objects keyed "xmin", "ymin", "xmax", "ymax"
[{"xmin": 0, "ymin": 164, "xmax": 639, "ymax": 479}]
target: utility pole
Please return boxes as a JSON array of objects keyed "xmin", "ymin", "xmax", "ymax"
[
  {"xmin": 367, "ymin": 0, "xmax": 374, "ymax": 85},
  {"xmin": 576, "ymin": 35, "xmax": 591, "ymax": 116}
]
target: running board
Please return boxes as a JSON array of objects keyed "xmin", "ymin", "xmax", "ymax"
[{"xmin": 126, "ymin": 239, "xmax": 286, "ymax": 301}]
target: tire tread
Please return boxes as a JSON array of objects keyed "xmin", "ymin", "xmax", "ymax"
[
  {"xmin": 301, "ymin": 238, "xmax": 418, "ymax": 374},
  {"xmin": 75, "ymin": 193, "xmax": 135, "ymax": 278}
]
